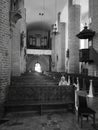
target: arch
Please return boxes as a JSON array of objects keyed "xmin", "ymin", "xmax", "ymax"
[{"xmin": 26, "ymin": 55, "xmax": 50, "ymax": 72}]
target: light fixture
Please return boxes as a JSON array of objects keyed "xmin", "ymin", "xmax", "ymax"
[
  {"xmin": 51, "ymin": 0, "xmax": 58, "ymax": 35},
  {"xmin": 39, "ymin": 0, "xmax": 46, "ymax": 49},
  {"xmin": 52, "ymin": 24, "xmax": 58, "ymax": 35},
  {"xmin": 39, "ymin": 12, "xmax": 44, "ymax": 27},
  {"xmin": 39, "ymin": 13, "xmax": 44, "ymax": 16}
]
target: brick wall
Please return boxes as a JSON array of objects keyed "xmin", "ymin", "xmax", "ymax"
[
  {"xmin": 11, "ymin": 0, "xmax": 26, "ymax": 76},
  {"xmin": 0, "ymin": 0, "xmax": 10, "ymax": 118},
  {"xmin": 11, "ymin": 21, "xmax": 21, "ymax": 76},
  {"xmin": 0, "ymin": 0, "xmax": 26, "ymax": 117}
]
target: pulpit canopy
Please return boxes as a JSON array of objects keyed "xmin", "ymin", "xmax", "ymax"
[{"xmin": 76, "ymin": 25, "xmax": 95, "ymax": 39}]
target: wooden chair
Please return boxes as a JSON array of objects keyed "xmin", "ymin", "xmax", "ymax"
[{"xmin": 78, "ymin": 95, "xmax": 96, "ymax": 128}]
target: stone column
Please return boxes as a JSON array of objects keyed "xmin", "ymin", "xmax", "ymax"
[
  {"xmin": 68, "ymin": 3, "xmax": 80, "ymax": 73},
  {"xmin": 20, "ymin": 3, "xmax": 26, "ymax": 74},
  {"xmin": 51, "ymin": 33, "xmax": 56, "ymax": 71},
  {"xmin": 56, "ymin": 12, "xmax": 66, "ymax": 72},
  {"xmin": 89, "ymin": 0, "xmax": 98, "ymax": 76}
]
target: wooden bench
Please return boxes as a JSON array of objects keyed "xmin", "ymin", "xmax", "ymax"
[{"xmin": 5, "ymin": 85, "xmax": 75, "ymax": 113}]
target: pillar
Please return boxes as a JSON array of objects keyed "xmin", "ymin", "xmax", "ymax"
[
  {"xmin": 51, "ymin": 34, "xmax": 56, "ymax": 71},
  {"xmin": 20, "ymin": 2, "xmax": 26, "ymax": 74},
  {"xmin": 68, "ymin": 2, "xmax": 80, "ymax": 73},
  {"xmin": 55, "ymin": 12, "xmax": 66, "ymax": 72},
  {"xmin": 89, "ymin": 0, "xmax": 98, "ymax": 76}
]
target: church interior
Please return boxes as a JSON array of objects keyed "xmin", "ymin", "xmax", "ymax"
[{"xmin": 0, "ymin": 0, "xmax": 98, "ymax": 129}]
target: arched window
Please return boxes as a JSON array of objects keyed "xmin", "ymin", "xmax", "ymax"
[{"xmin": 35, "ymin": 63, "xmax": 42, "ymax": 73}]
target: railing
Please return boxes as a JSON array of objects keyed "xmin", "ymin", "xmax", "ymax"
[{"xmin": 44, "ymin": 71, "xmax": 98, "ymax": 95}]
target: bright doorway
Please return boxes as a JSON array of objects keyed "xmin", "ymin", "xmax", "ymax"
[{"xmin": 35, "ymin": 63, "xmax": 42, "ymax": 73}]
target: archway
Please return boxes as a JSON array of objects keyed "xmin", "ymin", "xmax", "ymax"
[
  {"xmin": 35, "ymin": 62, "xmax": 42, "ymax": 73},
  {"xmin": 26, "ymin": 55, "xmax": 50, "ymax": 72}
]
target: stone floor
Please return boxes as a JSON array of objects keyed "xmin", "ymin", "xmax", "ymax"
[
  {"xmin": 0, "ymin": 110, "xmax": 97, "ymax": 130},
  {"xmin": 0, "ymin": 96, "xmax": 98, "ymax": 130}
]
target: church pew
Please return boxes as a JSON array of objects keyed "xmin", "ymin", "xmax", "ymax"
[{"xmin": 5, "ymin": 85, "xmax": 75, "ymax": 113}]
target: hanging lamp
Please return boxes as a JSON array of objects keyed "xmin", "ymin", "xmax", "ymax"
[{"xmin": 52, "ymin": 0, "xmax": 58, "ymax": 35}]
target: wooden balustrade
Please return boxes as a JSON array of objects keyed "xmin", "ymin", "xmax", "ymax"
[{"xmin": 44, "ymin": 71, "xmax": 98, "ymax": 95}]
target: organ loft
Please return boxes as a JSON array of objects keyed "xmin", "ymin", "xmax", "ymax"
[{"xmin": 0, "ymin": 0, "xmax": 98, "ymax": 129}]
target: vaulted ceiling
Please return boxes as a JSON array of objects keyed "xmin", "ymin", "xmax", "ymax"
[
  {"xmin": 25, "ymin": 0, "xmax": 67, "ymax": 30},
  {"xmin": 24, "ymin": 0, "xmax": 89, "ymax": 31}
]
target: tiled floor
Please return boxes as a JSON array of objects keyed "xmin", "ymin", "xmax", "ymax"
[{"xmin": 0, "ymin": 96, "xmax": 98, "ymax": 130}]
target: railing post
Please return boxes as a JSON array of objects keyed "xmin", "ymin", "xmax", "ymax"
[
  {"xmin": 68, "ymin": 75, "xmax": 71, "ymax": 85},
  {"xmin": 74, "ymin": 77, "xmax": 80, "ymax": 110},
  {"xmin": 88, "ymin": 79, "xmax": 93, "ymax": 97},
  {"xmin": 77, "ymin": 77, "xmax": 79, "ymax": 91}
]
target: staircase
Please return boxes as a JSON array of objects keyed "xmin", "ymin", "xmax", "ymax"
[{"xmin": 5, "ymin": 71, "xmax": 58, "ymax": 113}]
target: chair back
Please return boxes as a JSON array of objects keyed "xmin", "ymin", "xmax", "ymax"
[{"xmin": 78, "ymin": 95, "xmax": 88, "ymax": 108}]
